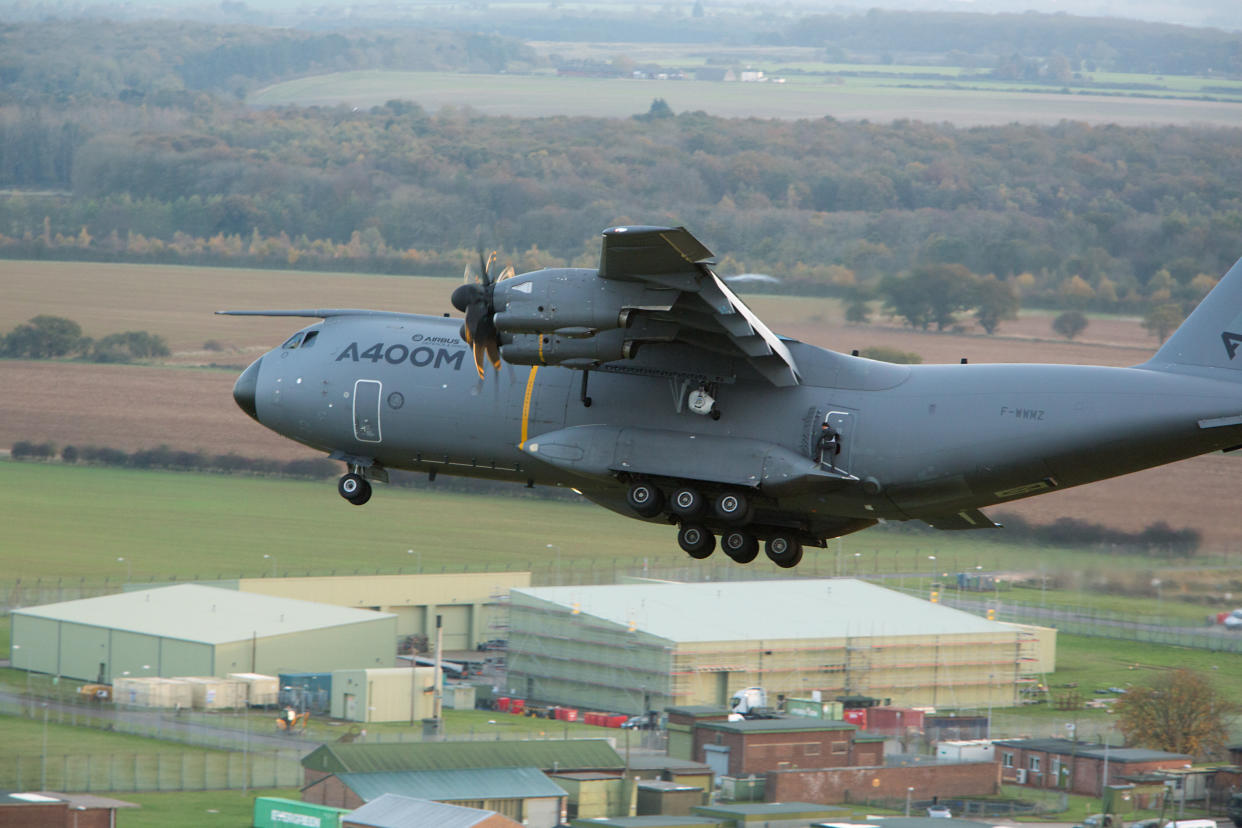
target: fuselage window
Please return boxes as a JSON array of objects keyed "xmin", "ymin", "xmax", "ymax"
[
  {"xmin": 281, "ymin": 332, "xmax": 305, "ymax": 350},
  {"xmin": 301, "ymin": 330, "xmax": 319, "ymax": 348}
]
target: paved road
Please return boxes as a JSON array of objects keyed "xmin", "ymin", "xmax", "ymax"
[{"xmin": 0, "ymin": 688, "xmax": 319, "ymax": 754}]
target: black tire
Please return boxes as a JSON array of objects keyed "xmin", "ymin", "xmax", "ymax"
[
  {"xmin": 721, "ymin": 530, "xmax": 759, "ymax": 564},
  {"xmin": 670, "ymin": 487, "xmax": 706, "ymax": 519},
  {"xmin": 765, "ymin": 534, "xmax": 803, "ymax": 568},
  {"xmin": 626, "ymin": 482, "xmax": 665, "ymax": 518},
  {"xmin": 677, "ymin": 524, "xmax": 715, "ymax": 559},
  {"xmin": 348, "ymin": 479, "xmax": 372, "ymax": 506},
  {"xmin": 339, "ymin": 474, "xmax": 371, "ymax": 506},
  {"xmin": 713, "ymin": 491, "xmax": 752, "ymax": 524}
]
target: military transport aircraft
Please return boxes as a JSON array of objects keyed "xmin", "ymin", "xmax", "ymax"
[{"xmin": 221, "ymin": 225, "xmax": 1242, "ymax": 568}]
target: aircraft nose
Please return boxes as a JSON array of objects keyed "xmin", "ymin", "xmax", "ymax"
[{"xmin": 233, "ymin": 357, "xmax": 261, "ymax": 421}]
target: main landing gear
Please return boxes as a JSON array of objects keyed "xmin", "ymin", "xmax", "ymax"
[
  {"xmin": 338, "ymin": 472, "xmax": 372, "ymax": 506},
  {"xmin": 628, "ymin": 481, "xmax": 806, "ymax": 568}
]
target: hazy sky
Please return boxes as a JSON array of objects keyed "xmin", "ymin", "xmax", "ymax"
[{"xmin": 2, "ymin": 0, "xmax": 1238, "ymax": 31}]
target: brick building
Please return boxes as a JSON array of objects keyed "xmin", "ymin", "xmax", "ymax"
[
  {"xmin": 994, "ymin": 738, "xmax": 1191, "ymax": 796},
  {"xmin": 766, "ymin": 759, "xmax": 1000, "ymax": 804},
  {"xmin": 0, "ymin": 792, "xmax": 139, "ymax": 827},
  {"xmin": 691, "ymin": 718, "xmax": 883, "ymax": 778}
]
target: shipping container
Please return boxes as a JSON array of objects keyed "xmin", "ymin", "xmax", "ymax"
[
  {"xmin": 843, "ymin": 708, "xmax": 867, "ymax": 729},
  {"xmin": 785, "ymin": 698, "xmax": 844, "ymax": 720},
  {"xmin": 113, "ymin": 677, "xmax": 193, "ymax": 709},
  {"xmin": 867, "ymin": 706, "xmax": 925, "ymax": 733},
  {"xmin": 228, "ymin": 673, "xmax": 279, "ymax": 707},
  {"xmin": 176, "ymin": 677, "xmax": 247, "ymax": 709},
  {"xmin": 253, "ymin": 796, "xmax": 349, "ymax": 828},
  {"xmin": 497, "ymin": 696, "xmax": 512, "ymax": 712}
]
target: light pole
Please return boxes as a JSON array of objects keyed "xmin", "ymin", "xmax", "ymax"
[
  {"xmin": 263, "ymin": 553, "xmax": 276, "ymax": 577},
  {"xmin": 928, "ymin": 555, "xmax": 936, "ymax": 591},
  {"xmin": 41, "ymin": 702, "xmax": 49, "ymax": 789},
  {"xmin": 117, "ymin": 556, "xmax": 130, "ymax": 582},
  {"xmin": 906, "ymin": 786, "xmax": 914, "ymax": 816},
  {"xmin": 547, "ymin": 544, "xmax": 560, "ymax": 584},
  {"xmin": 407, "ymin": 548, "xmax": 422, "ymax": 573}
]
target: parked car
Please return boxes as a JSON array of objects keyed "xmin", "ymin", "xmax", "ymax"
[
  {"xmin": 927, "ymin": 806, "xmax": 952, "ymax": 819},
  {"xmin": 1223, "ymin": 609, "xmax": 1242, "ymax": 631},
  {"xmin": 1076, "ymin": 814, "xmax": 1123, "ymax": 828}
]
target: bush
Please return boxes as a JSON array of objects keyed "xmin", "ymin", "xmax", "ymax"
[
  {"xmin": 859, "ymin": 346, "xmax": 923, "ymax": 364},
  {"xmin": 11, "ymin": 440, "xmax": 56, "ymax": 459},
  {"xmin": 89, "ymin": 331, "xmax": 171, "ymax": 363},
  {"xmin": 61, "ymin": 445, "xmax": 79, "ymax": 463}
]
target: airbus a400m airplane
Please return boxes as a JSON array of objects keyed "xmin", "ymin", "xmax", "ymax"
[{"xmin": 222, "ymin": 226, "xmax": 1242, "ymax": 568}]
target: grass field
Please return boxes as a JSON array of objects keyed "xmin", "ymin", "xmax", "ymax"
[
  {"xmin": 7, "ymin": 459, "xmax": 1226, "ymax": 588},
  {"xmin": 118, "ymin": 789, "xmax": 298, "ymax": 828},
  {"xmin": 247, "ymin": 69, "xmax": 1242, "ymax": 127}
]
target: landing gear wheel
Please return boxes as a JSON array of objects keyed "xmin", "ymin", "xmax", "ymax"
[
  {"xmin": 670, "ymin": 487, "xmax": 707, "ymax": 520},
  {"xmin": 338, "ymin": 473, "xmax": 372, "ymax": 506},
  {"xmin": 721, "ymin": 530, "xmax": 759, "ymax": 564},
  {"xmin": 765, "ymin": 535, "xmax": 803, "ymax": 568},
  {"xmin": 713, "ymin": 491, "xmax": 752, "ymax": 524},
  {"xmin": 626, "ymin": 482, "xmax": 665, "ymax": 518},
  {"xmin": 677, "ymin": 524, "xmax": 716, "ymax": 559}
]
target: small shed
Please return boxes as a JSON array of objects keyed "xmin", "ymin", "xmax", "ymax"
[
  {"xmin": 1, "ymin": 791, "xmax": 140, "ymax": 826},
  {"xmin": 548, "ymin": 771, "xmax": 629, "ymax": 819},
  {"xmin": 331, "ymin": 667, "xmax": 435, "ymax": 723},
  {"xmin": 636, "ymin": 780, "xmax": 705, "ymax": 817}
]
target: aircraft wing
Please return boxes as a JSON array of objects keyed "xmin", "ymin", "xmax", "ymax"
[{"xmin": 597, "ymin": 226, "xmax": 800, "ymax": 387}]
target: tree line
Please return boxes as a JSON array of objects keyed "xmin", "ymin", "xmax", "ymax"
[{"xmin": 2, "ymin": 100, "xmax": 1240, "ymax": 329}]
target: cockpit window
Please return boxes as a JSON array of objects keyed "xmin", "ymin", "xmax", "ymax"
[
  {"xmin": 281, "ymin": 333, "xmax": 304, "ymax": 349},
  {"xmin": 301, "ymin": 330, "xmax": 319, "ymax": 348}
]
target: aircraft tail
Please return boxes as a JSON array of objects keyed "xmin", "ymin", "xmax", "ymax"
[{"xmin": 1144, "ymin": 256, "xmax": 1242, "ymax": 378}]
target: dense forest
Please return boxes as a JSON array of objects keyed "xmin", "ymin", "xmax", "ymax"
[{"xmin": 2, "ymin": 17, "xmax": 1242, "ymax": 325}]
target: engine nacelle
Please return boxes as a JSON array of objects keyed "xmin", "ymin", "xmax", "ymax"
[
  {"xmin": 493, "ymin": 268, "xmax": 674, "ymax": 335},
  {"xmin": 500, "ymin": 329, "xmax": 636, "ymax": 368}
]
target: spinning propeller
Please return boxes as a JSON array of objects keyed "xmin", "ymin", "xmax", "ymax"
[{"xmin": 451, "ymin": 251, "xmax": 514, "ymax": 379}]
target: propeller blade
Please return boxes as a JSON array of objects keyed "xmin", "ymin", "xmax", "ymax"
[
  {"xmin": 471, "ymin": 340, "xmax": 487, "ymax": 379},
  {"xmin": 497, "ymin": 264, "xmax": 516, "ymax": 282},
  {"xmin": 485, "ymin": 336, "xmax": 501, "ymax": 369}
]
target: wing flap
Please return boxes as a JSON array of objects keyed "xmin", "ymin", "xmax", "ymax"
[
  {"xmin": 598, "ymin": 226, "xmax": 800, "ymax": 387},
  {"xmin": 922, "ymin": 508, "xmax": 1003, "ymax": 531}
]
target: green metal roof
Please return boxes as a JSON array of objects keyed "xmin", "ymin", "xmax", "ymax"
[
  {"xmin": 302, "ymin": 739, "xmax": 624, "ymax": 774},
  {"xmin": 514, "ymin": 579, "xmax": 1005, "ymax": 643},
  {"xmin": 696, "ymin": 718, "xmax": 856, "ymax": 735},
  {"xmin": 569, "ymin": 817, "xmax": 725, "ymax": 827},
  {"xmin": 694, "ymin": 801, "xmax": 847, "ymax": 818},
  {"xmin": 337, "ymin": 767, "xmax": 566, "ymax": 803},
  {"xmin": 13, "ymin": 584, "xmax": 392, "ymax": 644}
]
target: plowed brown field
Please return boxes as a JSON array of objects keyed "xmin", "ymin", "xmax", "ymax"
[{"xmin": 3, "ymin": 260, "xmax": 1236, "ymax": 548}]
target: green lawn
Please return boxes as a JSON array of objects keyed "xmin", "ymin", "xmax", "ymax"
[{"xmin": 118, "ymin": 788, "xmax": 298, "ymax": 828}]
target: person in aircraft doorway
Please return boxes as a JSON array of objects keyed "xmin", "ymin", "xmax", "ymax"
[{"xmin": 818, "ymin": 421, "xmax": 841, "ymax": 466}]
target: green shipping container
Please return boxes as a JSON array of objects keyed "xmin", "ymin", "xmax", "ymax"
[
  {"xmin": 784, "ymin": 698, "xmax": 843, "ymax": 720},
  {"xmin": 253, "ymin": 796, "xmax": 350, "ymax": 828}
]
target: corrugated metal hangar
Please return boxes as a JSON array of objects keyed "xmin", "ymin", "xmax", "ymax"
[
  {"xmin": 238, "ymin": 572, "xmax": 529, "ymax": 650},
  {"xmin": 506, "ymin": 579, "xmax": 1054, "ymax": 715},
  {"xmin": 11, "ymin": 584, "xmax": 397, "ymax": 682}
]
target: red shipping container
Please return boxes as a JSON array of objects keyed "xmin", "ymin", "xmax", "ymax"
[
  {"xmin": 497, "ymin": 697, "xmax": 511, "ymax": 712},
  {"xmin": 562, "ymin": 708, "xmax": 578, "ymax": 722},
  {"xmin": 843, "ymin": 708, "xmax": 868, "ymax": 729},
  {"xmin": 608, "ymin": 715, "xmax": 628, "ymax": 728},
  {"xmin": 510, "ymin": 699, "xmax": 525, "ymax": 715}
]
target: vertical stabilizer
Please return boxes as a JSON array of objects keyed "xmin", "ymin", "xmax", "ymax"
[{"xmin": 1144, "ymin": 256, "xmax": 1242, "ymax": 377}]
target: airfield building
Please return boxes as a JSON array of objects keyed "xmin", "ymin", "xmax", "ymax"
[
  {"xmin": 237, "ymin": 571, "xmax": 529, "ymax": 651},
  {"xmin": 505, "ymin": 579, "xmax": 1054, "ymax": 715},
  {"xmin": 10, "ymin": 584, "xmax": 396, "ymax": 683}
]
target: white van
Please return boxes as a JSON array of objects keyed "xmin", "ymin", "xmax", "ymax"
[{"xmin": 1164, "ymin": 820, "xmax": 1217, "ymax": 828}]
